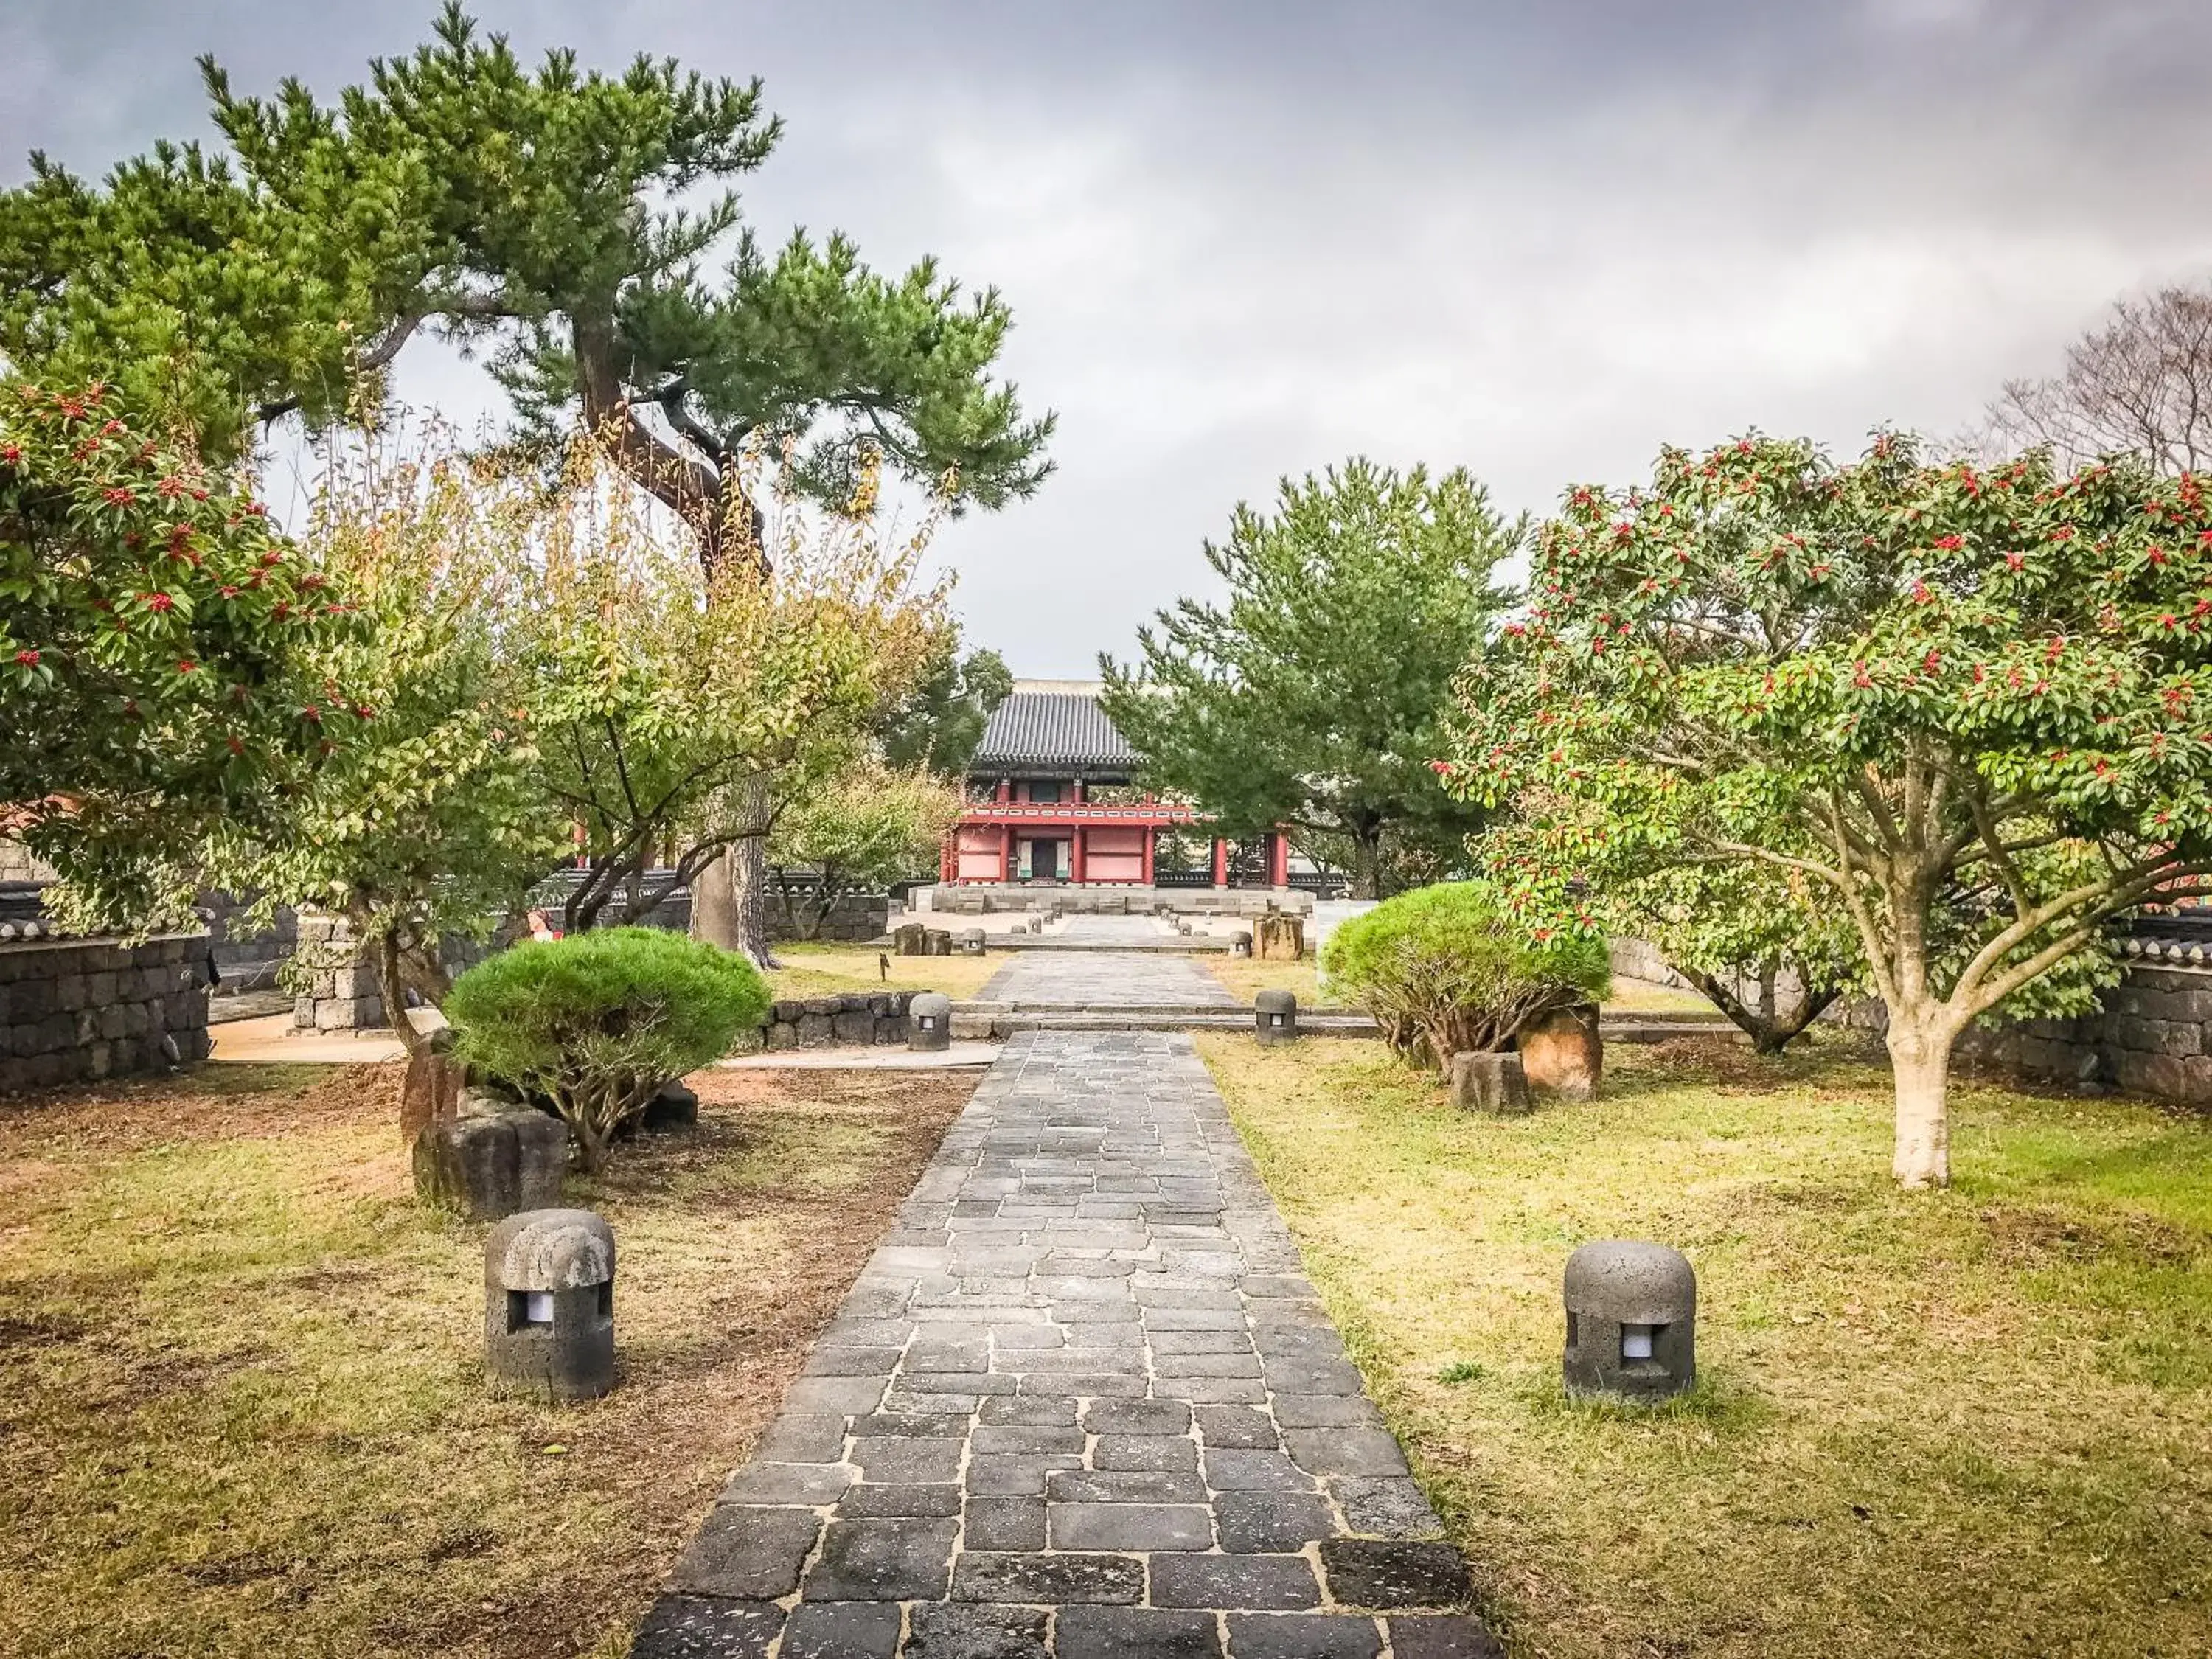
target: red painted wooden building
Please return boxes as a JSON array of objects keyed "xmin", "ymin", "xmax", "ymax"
[{"xmin": 942, "ymin": 682, "xmax": 1291, "ymax": 887}]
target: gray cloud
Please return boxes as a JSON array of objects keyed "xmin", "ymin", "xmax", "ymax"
[{"xmin": 10, "ymin": 1, "xmax": 2212, "ymax": 672}]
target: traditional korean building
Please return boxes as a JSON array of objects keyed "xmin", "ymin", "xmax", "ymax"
[{"xmin": 943, "ymin": 681, "xmax": 1292, "ymax": 888}]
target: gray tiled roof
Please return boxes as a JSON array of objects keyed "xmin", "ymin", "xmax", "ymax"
[{"xmin": 970, "ymin": 690, "xmax": 1138, "ymax": 773}]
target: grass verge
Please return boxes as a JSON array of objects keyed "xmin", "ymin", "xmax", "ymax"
[
  {"xmin": 766, "ymin": 940, "xmax": 998, "ymax": 1001},
  {"xmin": 1199, "ymin": 1031, "xmax": 2212, "ymax": 1659},
  {"xmin": 0, "ymin": 1060, "xmax": 974, "ymax": 1659}
]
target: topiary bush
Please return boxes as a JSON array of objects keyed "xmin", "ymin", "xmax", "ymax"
[
  {"xmin": 1321, "ymin": 881, "xmax": 1610, "ymax": 1068},
  {"xmin": 445, "ymin": 928, "xmax": 768, "ymax": 1172}
]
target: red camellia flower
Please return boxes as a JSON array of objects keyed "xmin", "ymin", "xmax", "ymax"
[
  {"xmin": 1933, "ymin": 534, "xmax": 1964, "ymax": 551},
  {"xmin": 219, "ymin": 585, "xmax": 240, "ymax": 599},
  {"xmin": 176, "ymin": 658, "xmax": 197, "ymax": 675},
  {"xmin": 301, "ymin": 703, "xmax": 321, "ymax": 723},
  {"xmin": 103, "ymin": 487, "xmax": 135, "ymax": 507},
  {"xmin": 354, "ymin": 703, "xmax": 375, "ymax": 720},
  {"xmin": 0, "ymin": 444, "xmax": 20, "ymax": 465},
  {"xmin": 141, "ymin": 592, "xmax": 174, "ymax": 613},
  {"xmin": 14, "ymin": 649, "xmax": 39, "ymax": 667},
  {"xmin": 226, "ymin": 735, "xmax": 245, "ymax": 756}
]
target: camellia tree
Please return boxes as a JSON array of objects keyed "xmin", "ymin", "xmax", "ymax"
[
  {"xmin": 1451, "ymin": 431, "xmax": 2212, "ymax": 1186},
  {"xmin": 1103, "ymin": 459, "xmax": 1520, "ymax": 899},
  {"xmin": 1485, "ymin": 796, "xmax": 1861, "ymax": 1054},
  {"xmin": 0, "ymin": 383, "xmax": 358, "ymax": 925}
]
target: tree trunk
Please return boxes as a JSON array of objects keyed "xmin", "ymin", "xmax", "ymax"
[
  {"xmin": 1350, "ymin": 831, "xmax": 1383, "ymax": 901},
  {"xmin": 1886, "ymin": 1015, "xmax": 1954, "ymax": 1188}
]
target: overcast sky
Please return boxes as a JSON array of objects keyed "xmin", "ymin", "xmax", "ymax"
[{"xmin": 10, "ymin": 0, "xmax": 2212, "ymax": 675}]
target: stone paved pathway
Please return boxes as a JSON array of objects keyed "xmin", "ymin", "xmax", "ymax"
[
  {"xmin": 634, "ymin": 1031, "xmax": 1496, "ymax": 1659},
  {"xmin": 978, "ymin": 949, "xmax": 1238, "ymax": 1009}
]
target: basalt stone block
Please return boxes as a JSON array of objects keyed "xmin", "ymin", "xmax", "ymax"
[
  {"xmin": 1227, "ymin": 1614, "xmax": 1384, "ymax": 1659},
  {"xmin": 629, "ymin": 1596, "xmax": 785, "ymax": 1659},
  {"xmin": 669, "ymin": 1504, "xmax": 821, "ymax": 1598},
  {"xmin": 415, "ymin": 1110, "xmax": 568, "ymax": 1219},
  {"xmin": 1319, "ymin": 1539, "xmax": 1471, "ymax": 1610},
  {"xmin": 953, "ymin": 1550, "xmax": 1142, "ymax": 1604},
  {"xmin": 1054, "ymin": 1607, "xmax": 1221, "ymax": 1659},
  {"xmin": 894, "ymin": 922, "xmax": 930, "ymax": 956},
  {"xmin": 642, "ymin": 1080, "xmax": 700, "ymax": 1133},
  {"xmin": 833, "ymin": 1008, "xmax": 876, "ymax": 1044},
  {"xmin": 782, "ymin": 1601, "xmax": 903, "ymax": 1659},
  {"xmin": 906, "ymin": 1604, "xmax": 1048, "ymax": 1659},
  {"xmin": 1447, "ymin": 1051, "xmax": 1531, "ymax": 1116},
  {"xmin": 1149, "ymin": 1551, "xmax": 1321, "ymax": 1609},
  {"xmin": 767, "ymin": 1020, "xmax": 800, "ymax": 1050},
  {"xmin": 928, "ymin": 928, "xmax": 953, "ymax": 956},
  {"xmin": 796, "ymin": 1013, "xmax": 835, "ymax": 1047},
  {"xmin": 803, "ymin": 1517, "xmax": 958, "ymax": 1601}
]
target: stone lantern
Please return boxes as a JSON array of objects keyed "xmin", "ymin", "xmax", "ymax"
[
  {"xmin": 1255, "ymin": 989, "xmax": 1298, "ymax": 1046},
  {"xmin": 1230, "ymin": 929, "xmax": 1253, "ymax": 958},
  {"xmin": 910, "ymin": 991, "xmax": 952, "ymax": 1052},
  {"xmin": 1562, "ymin": 1239, "xmax": 1695, "ymax": 1402},
  {"xmin": 486, "ymin": 1208, "xmax": 616, "ymax": 1402},
  {"xmin": 960, "ymin": 928, "xmax": 987, "ymax": 956}
]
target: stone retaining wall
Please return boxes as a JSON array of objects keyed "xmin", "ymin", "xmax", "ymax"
[
  {"xmin": 0, "ymin": 933, "xmax": 212, "ymax": 1091},
  {"xmin": 924, "ymin": 885, "xmax": 1312, "ymax": 918},
  {"xmin": 1832, "ymin": 964, "xmax": 2212, "ymax": 1106},
  {"xmin": 734, "ymin": 990, "xmax": 919, "ymax": 1053}
]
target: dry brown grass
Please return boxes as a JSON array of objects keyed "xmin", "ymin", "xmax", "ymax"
[
  {"xmin": 1201, "ymin": 1031, "xmax": 2212, "ymax": 1659},
  {"xmin": 767, "ymin": 940, "xmax": 998, "ymax": 1001},
  {"xmin": 0, "ymin": 1059, "xmax": 974, "ymax": 1659}
]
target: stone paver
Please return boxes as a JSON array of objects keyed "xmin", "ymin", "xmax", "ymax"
[
  {"xmin": 634, "ymin": 1029, "xmax": 1498, "ymax": 1658},
  {"xmin": 978, "ymin": 947, "xmax": 1238, "ymax": 1008}
]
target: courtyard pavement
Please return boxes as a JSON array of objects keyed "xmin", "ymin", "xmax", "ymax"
[
  {"xmin": 633, "ymin": 1029, "xmax": 1495, "ymax": 1659},
  {"xmin": 978, "ymin": 928, "xmax": 1240, "ymax": 1008}
]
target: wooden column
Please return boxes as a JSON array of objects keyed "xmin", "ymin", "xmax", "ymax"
[
  {"xmin": 1142, "ymin": 826, "xmax": 1156, "ymax": 886},
  {"xmin": 1211, "ymin": 837, "xmax": 1228, "ymax": 887},
  {"xmin": 995, "ymin": 777, "xmax": 1011, "ymax": 804},
  {"xmin": 1071, "ymin": 827, "xmax": 1087, "ymax": 884},
  {"xmin": 1269, "ymin": 832, "xmax": 1290, "ymax": 886},
  {"xmin": 1002, "ymin": 824, "xmax": 1015, "ymax": 882}
]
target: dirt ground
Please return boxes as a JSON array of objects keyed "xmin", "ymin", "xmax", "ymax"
[{"xmin": 0, "ymin": 1058, "xmax": 975, "ymax": 1659}]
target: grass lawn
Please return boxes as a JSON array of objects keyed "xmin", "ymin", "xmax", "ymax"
[
  {"xmin": 1205, "ymin": 954, "xmax": 1723, "ymax": 1018},
  {"xmin": 765, "ymin": 939, "xmax": 998, "ymax": 1001},
  {"xmin": 0, "ymin": 1059, "xmax": 975, "ymax": 1659},
  {"xmin": 1200, "ymin": 1031, "xmax": 2212, "ymax": 1659}
]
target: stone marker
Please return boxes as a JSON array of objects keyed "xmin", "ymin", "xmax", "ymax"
[
  {"xmin": 397, "ymin": 1006, "xmax": 463, "ymax": 1146},
  {"xmin": 416, "ymin": 1107, "xmax": 568, "ymax": 1218},
  {"xmin": 893, "ymin": 922, "xmax": 928, "ymax": 957},
  {"xmin": 485, "ymin": 1208, "xmax": 616, "ymax": 1402},
  {"xmin": 1255, "ymin": 988, "xmax": 1299, "ymax": 1046},
  {"xmin": 1231, "ymin": 929, "xmax": 1254, "ymax": 958},
  {"xmin": 1519, "ymin": 1004, "xmax": 1602, "ymax": 1099},
  {"xmin": 910, "ymin": 991, "xmax": 952, "ymax": 1052},
  {"xmin": 1562, "ymin": 1239, "xmax": 1696, "ymax": 1402},
  {"xmin": 1448, "ymin": 1051, "xmax": 1531, "ymax": 1116},
  {"xmin": 1255, "ymin": 913, "xmax": 1306, "ymax": 961},
  {"xmin": 960, "ymin": 928, "xmax": 987, "ymax": 956},
  {"xmin": 640, "ymin": 1079, "xmax": 698, "ymax": 1134}
]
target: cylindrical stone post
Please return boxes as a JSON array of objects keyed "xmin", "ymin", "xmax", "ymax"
[
  {"xmin": 1255, "ymin": 988, "xmax": 1298, "ymax": 1046},
  {"xmin": 485, "ymin": 1208, "xmax": 616, "ymax": 1402},
  {"xmin": 910, "ymin": 991, "xmax": 952, "ymax": 1052},
  {"xmin": 1562, "ymin": 1239, "xmax": 1695, "ymax": 1402}
]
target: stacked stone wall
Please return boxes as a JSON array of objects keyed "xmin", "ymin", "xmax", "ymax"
[
  {"xmin": 0, "ymin": 933, "xmax": 212, "ymax": 1091},
  {"xmin": 734, "ymin": 991, "xmax": 919, "ymax": 1053}
]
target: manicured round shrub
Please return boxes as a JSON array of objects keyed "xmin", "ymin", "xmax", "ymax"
[
  {"xmin": 445, "ymin": 927, "xmax": 768, "ymax": 1171},
  {"xmin": 1321, "ymin": 881, "xmax": 1610, "ymax": 1068}
]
